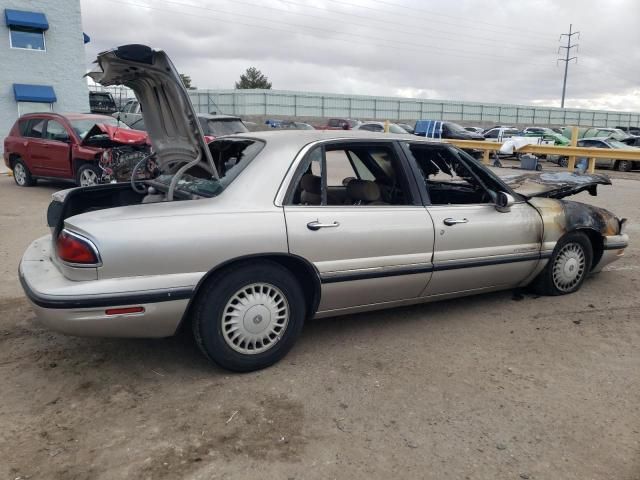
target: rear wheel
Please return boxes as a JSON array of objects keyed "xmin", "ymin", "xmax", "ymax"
[
  {"xmin": 558, "ymin": 157, "xmax": 569, "ymax": 168},
  {"xmin": 531, "ymin": 231, "xmax": 593, "ymax": 295},
  {"xmin": 192, "ymin": 261, "xmax": 306, "ymax": 372},
  {"xmin": 76, "ymin": 164, "xmax": 101, "ymax": 187},
  {"xmin": 12, "ymin": 159, "xmax": 35, "ymax": 187},
  {"xmin": 616, "ymin": 160, "xmax": 632, "ymax": 172}
]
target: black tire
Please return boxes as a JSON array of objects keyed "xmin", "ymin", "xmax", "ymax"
[
  {"xmin": 76, "ymin": 164, "xmax": 102, "ymax": 187},
  {"xmin": 616, "ymin": 160, "xmax": 632, "ymax": 172},
  {"xmin": 530, "ymin": 231, "xmax": 593, "ymax": 296},
  {"xmin": 12, "ymin": 159, "xmax": 35, "ymax": 187},
  {"xmin": 191, "ymin": 261, "xmax": 306, "ymax": 372},
  {"xmin": 558, "ymin": 157, "xmax": 569, "ymax": 168}
]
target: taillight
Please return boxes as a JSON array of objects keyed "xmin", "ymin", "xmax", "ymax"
[{"xmin": 56, "ymin": 230, "xmax": 100, "ymax": 265}]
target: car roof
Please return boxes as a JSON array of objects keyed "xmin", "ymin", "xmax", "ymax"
[
  {"xmin": 232, "ymin": 129, "xmax": 440, "ymax": 147},
  {"xmin": 198, "ymin": 113, "xmax": 242, "ymax": 121},
  {"xmin": 18, "ymin": 112, "xmax": 117, "ymax": 121}
]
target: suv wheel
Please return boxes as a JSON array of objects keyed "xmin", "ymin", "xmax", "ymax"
[
  {"xmin": 76, "ymin": 164, "xmax": 102, "ymax": 187},
  {"xmin": 12, "ymin": 159, "xmax": 35, "ymax": 187},
  {"xmin": 192, "ymin": 261, "xmax": 306, "ymax": 372}
]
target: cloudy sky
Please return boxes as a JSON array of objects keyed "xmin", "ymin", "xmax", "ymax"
[{"xmin": 81, "ymin": 0, "xmax": 640, "ymax": 111}]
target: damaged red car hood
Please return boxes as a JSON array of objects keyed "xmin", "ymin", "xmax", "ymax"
[
  {"xmin": 82, "ymin": 123, "xmax": 149, "ymax": 146},
  {"xmin": 501, "ymin": 171, "xmax": 612, "ymax": 199}
]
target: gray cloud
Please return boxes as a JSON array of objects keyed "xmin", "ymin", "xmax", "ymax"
[{"xmin": 81, "ymin": 0, "xmax": 640, "ymax": 111}]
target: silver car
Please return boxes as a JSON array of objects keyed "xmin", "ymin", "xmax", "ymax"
[{"xmin": 19, "ymin": 45, "xmax": 629, "ymax": 372}]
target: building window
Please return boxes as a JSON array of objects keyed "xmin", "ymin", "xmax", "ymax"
[
  {"xmin": 5, "ymin": 8, "xmax": 49, "ymax": 51},
  {"xmin": 17, "ymin": 102, "xmax": 53, "ymax": 116},
  {"xmin": 9, "ymin": 26, "xmax": 46, "ymax": 50}
]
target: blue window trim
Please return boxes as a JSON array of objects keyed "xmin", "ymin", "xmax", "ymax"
[
  {"xmin": 4, "ymin": 9, "xmax": 49, "ymax": 31},
  {"xmin": 13, "ymin": 84, "xmax": 57, "ymax": 103}
]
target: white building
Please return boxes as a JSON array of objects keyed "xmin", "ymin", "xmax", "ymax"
[{"xmin": 0, "ymin": 0, "xmax": 89, "ymax": 146}]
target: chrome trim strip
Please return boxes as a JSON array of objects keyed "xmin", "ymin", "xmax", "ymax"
[{"xmin": 320, "ymin": 252, "xmax": 548, "ymax": 283}]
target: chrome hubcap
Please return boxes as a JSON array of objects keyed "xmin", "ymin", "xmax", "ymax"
[
  {"xmin": 552, "ymin": 242, "xmax": 586, "ymax": 292},
  {"xmin": 222, "ymin": 283, "xmax": 289, "ymax": 355},
  {"xmin": 14, "ymin": 164, "xmax": 26, "ymax": 185},
  {"xmin": 80, "ymin": 169, "xmax": 98, "ymax": 186}
]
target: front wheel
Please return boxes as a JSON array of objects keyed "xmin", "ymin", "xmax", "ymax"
[
  {"xmin": 531, "ymin": 231, "xmax": 593, "ymax": 295},
  {"xmin": 192, "ymin": 261, "xmax": 306, "ymax": 372},
  {"xmin": 558, "ymin": 157, "xmax": 569, "ymax": 168},
  {"xmin": 76, "ymin": 164, "xmax": 102, "ymax": 187}
]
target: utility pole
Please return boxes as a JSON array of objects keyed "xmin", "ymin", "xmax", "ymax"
[{"xmin": 558, "ymin": 24, "xmax": 580, "ymax": 109}]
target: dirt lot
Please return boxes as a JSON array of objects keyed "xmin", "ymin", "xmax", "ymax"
[{"xmin": 0, "ymin": 166, "xmax": 639, "ymax": 480}]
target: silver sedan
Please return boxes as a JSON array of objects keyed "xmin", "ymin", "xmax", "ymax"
[{"xmin": 19, "ymin": 45, "xmax": 629, "ymax": 371}]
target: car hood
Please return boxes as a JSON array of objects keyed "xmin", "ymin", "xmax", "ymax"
[
  {"xmin": 82, "ymin": 123, "xmax": 149, "ymax": 146},
  {"xmin": 86, "ymin": 44, "xmax": 218, "ymax": 178},
  {"xmin": 501, "ymin": 171, "xmax": 611, "ymax": 199}
]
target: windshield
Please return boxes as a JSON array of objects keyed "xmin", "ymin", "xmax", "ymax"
[
  {"xmin": 152, "ymin": 138, "xmax": 264, "ymax": 198},
  {"xmin": 446, "ymin": 122, "xmax": 468, "ymax": 133},
  {"xmin": 606, "ymin": 139, "xmax": 631, "ymax": 149},
  {"xmin": 70, "ymin": 117, "xmax": 127, "ymax": 138},
  {"xmin": 389, "ymin": 124, "xmax": 409, "ymax": 134},
  {"xmin": 203, "ymin": 119, "xmax": 249, "ymax": 136}
]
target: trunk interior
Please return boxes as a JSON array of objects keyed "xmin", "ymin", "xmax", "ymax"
[{"xmin": 48, "ymin": 183, "xmax": 146, "ymax": 235}]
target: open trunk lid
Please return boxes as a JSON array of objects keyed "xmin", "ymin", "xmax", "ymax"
[
  {"xmin": 87, "ymin": 44, "xmax": 218, "ymax": 179},
  {"xmin": 501, "ymin": 171, "xmax": 612, "ymax": 199}
]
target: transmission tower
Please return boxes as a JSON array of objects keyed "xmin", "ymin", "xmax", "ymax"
[{"xmin": 558, "ymin": 24, "xmax": 580, "ymax": 108}]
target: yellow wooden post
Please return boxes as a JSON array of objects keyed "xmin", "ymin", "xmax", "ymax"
[
  {"xmin": 567, "ymin": 125, "xmax": 578, "ymax": 171},
  {"xmin": 482, "ymin": 149, "xmax": 490, "ymax": 165},
  {"xmin": 588, "ymin": 157, "xmax": 596, "ymax": 174},
  {"xmin": 384, "ymin": 120, "xmax": 390, "ymax": 133}
]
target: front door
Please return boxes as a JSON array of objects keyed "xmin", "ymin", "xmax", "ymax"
[
  {"xmin": 402, "ymin": 142, "xmax": 543, "ymax": 297},
  {"xmin": 284, "ymin": 140, "xmax": 435, "ymax": 313},
  {"xmin": 37, "ymin": 120, "xmax": 72, "ymax": 177}
]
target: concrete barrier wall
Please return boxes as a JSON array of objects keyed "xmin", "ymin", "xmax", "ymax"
[{"xmin": 189, "ymin": 89, "xmax": 640, "ymax": 128}]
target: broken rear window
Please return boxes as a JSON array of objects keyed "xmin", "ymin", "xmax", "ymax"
[{"xmin": 153, "ymin": 138, "xmax": 264, "ymax": 198}]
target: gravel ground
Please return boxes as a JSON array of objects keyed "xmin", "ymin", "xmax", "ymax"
[{"xmin": 0, "ymin": 167, "xmax": 638, "ymax": 480}]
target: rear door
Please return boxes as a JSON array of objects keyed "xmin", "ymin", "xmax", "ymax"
[
  {"xmin": 402, "ymin": 142, "xmax": 543, "ymax": 296},
  {"xmin": 284, "ymin": 140, "xmax": 435, "ymax": 313}
]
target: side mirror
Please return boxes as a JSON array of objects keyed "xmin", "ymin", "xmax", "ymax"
[{"xmin": 495, "ymin": 191, "xmax": 515, "ymax": 213}]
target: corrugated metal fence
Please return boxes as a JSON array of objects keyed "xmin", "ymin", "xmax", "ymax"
[{"xmin": 188, "ymin": 89, "xmax": 640, "ymax": 127}]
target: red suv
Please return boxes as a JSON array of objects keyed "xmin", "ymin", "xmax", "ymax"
[{"xmin": 3, "ymin": 112, "xmax": 148, "ymax": 187}]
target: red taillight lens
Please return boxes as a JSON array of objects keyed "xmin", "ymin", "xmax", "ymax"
[{"xmin": 56, "ymin": 230, "xmax": 99, "ymax": 265}]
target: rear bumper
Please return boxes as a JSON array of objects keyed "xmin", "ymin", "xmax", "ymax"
[
  {"xmin": 19, "ymin": 236, "xmax": 194, "ymax": 338},
  {"xmin": 592, "ymin": 233, "xmax": 629, "ymax": 273}
]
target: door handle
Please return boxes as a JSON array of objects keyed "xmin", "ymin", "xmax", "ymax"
[
  {"xmin": 443, "ymin": 217, "xmax": 468, "ymax": 226},
  {"xmin": 307, "ymin": 220, "xmax": 340, "ymax": 231}
]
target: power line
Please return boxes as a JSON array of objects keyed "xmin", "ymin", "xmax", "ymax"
[
  {"xmin": 261, "ymin": 0, "xmax": 554, "ymax": 50},
  {"xmin": 195, "ymin": 0, "xmax": 554, "ymax": 53},
  {"xmin": 557, "ymin": 23, "xmax": 579, "ymax": 108},
  {"xmin": 109, "ymin": 0, "xmax": 554, "ymax": 68},
  {"xmin": 336, "ymin": 0, "xmax": 553, "ymax": 39}
]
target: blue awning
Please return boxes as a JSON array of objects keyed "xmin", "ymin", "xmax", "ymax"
[
  {"xmin": 13, "ymin": 84, "xmax": 56, "ymax": 103},
  {"xmin": 4, "ymin": 9, "xmax": 49, "ymax": 31},
  {"xmin": 83, "ymin": 32, "xmax": 91, "ymax": 44}
]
